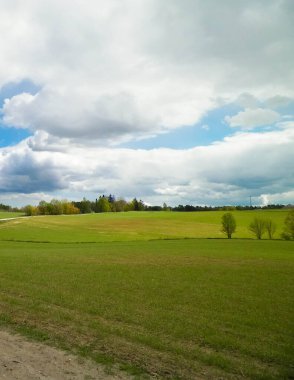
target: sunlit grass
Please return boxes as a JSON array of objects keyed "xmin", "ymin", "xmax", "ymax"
[{"xmin": 0, "ymin": 210, "xmax": 288, "ymax": 242}]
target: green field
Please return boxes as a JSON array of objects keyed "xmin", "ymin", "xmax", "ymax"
[
  {"xmin": 0, "ymin": 209, "xmax": 288, "ymax": 242},
  {"xmin": 0, "ymin": 211, "xmax": 293, "ymax": 379},
  {"xmin": 0, "ymin": 211, "xmax": 24, "ymax": 220}
]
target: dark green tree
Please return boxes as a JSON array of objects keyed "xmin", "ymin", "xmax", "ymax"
[
  {"xmin": 132, "ymin": 198, "xmax": 139, "ymax": 211},
  {"xmin": 79, "ymin": 197, "xmax": 92, "ymax": 214}
]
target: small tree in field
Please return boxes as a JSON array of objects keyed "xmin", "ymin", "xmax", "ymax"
[
  {"xmin": 249, "ymin": 218, "xmax": 266, "ymax": 239},
  {"xmin": 265, "ymin": 219, "xmax": 276, "ymax": 239},
  {"xmin": 221, "ymin": 212, "xmax": 236, "ymax": 239},
  {"xmin": 282, "ymin": 209, "xmax": 294, "ymax": 240}
]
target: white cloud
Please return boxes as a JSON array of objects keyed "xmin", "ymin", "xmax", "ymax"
[
  {"xmin": 276, "ymin": 121, "xmax": 294, "ymax": 129},
  {"xmin": 225, "ymin": 108, "xmax": 280, "ymax": 129},
  {"xmin": 0, "ymin": 0, "xmax": 293, "ymax": 205},
  {"xmin": 0, "ymin": 0, "xmax": 293, "ymax": 142},
  {"xmin": 1, "ymin": 127, "xmax": 293, "ymax": 206},
  {"xmin": 259, "ymin": 191, "xmax": 294, "ymax": 206},
  {"xmin": 265, "ymin": 95, "xmax": 293, "ymax": 109},
  {"xmin": 235, "ymin": 93, "xmax": 259, "ymax": 108},
  {"xmin": 2, "ymin": 89, "xmax": 160, "ymax": 143},
  {"xmin": 2, "ymin": 93, "xmax": 35, "ymax": 128}
]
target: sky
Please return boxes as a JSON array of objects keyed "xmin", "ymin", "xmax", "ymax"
[{"xmin": 0, "ymin": 0, "xmax": 294, "ymax": 207}]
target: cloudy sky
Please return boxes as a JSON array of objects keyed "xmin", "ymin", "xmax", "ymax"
[{"xmin": 0, "ymin": 0, "xmax": 293, "ymax": 207}]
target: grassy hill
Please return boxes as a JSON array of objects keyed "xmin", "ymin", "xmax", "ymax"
[{"xmin": 0, "ymin": 209, "xmax": 289, "ymax": 242}]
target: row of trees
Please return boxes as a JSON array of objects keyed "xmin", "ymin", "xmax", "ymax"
[
  {"xmin": 73, "ymin": 195, "xmax": 146, "ymax": 213},
  {"xmin": 173, "ymin": 204, "xmax": 286, "ymax": 212},
  {"xmin": 22, "ymin": 196, "xmax": 147, "ymax": 215},
  {"xmin": 23, "ymin": 200, "xmax": 80, "ymax": 216},
  {"xmin": 68, "ymin": 196, "xmax": 290, "ymax": 214},
  {"xmin": 1, "ymin": 196, "xmax": 292, "ymax": 215},
  {"xmin": 221, "ymin": 210, "xmax": 294, "ymax": 240},
  {"xmin": 0, "ymin": 203, "xmax": 19, "ymax": 212}
]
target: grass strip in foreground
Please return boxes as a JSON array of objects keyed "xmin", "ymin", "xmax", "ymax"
[{"xmin": 0, "ymin": 239, "xmax": 293, "ymax": 379}]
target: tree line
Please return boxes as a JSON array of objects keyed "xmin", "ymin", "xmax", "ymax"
[
  {"xmin": 0, "ymin": 203, "xmax": 20, "ymax": 212},
  {"xmin": 173, "ymin": 204, "xmax": 286, "ymax": 212},
  {"xmin": 19, "ymin": 195, "xmax": 148, "ymax": 215},
  {"xmin": 23, "ymin": 195, "xmax": 291, "ymax": 215},
  {"xmin": 23, "ymin": 199, "xmax": 80, "ymax": 216},
  {"xmin": 0, "ymin": 196, "xmax": 290, "ymax": 216},
  {"xmin": 73, "ymin": 195, "xmax": 147, "ymax": 213},
  {"xmin": 221, "ymin": 210, "xmax": 294, "ymax": 240}
]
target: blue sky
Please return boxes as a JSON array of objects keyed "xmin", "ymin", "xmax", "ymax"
[
  {"xmin": 1, "ymin": 80, "xmax": 241, "ymax": 150},
  {"xmin": 0, "ymin": 80, "xmax": 39, "ymax": 147},
  {"xmin": 0, "ymin": 0, "xmax": 293, "ymax": 207},
  {"xmin": 121, "ymin": 104, "xmax": 242, "ymax": 149}
]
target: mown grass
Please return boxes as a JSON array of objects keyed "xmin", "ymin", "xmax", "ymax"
[
  {"xmin": 0, "ymin": 209, "xmax": 288, "ymax": 242},
  {"xmin": 0, "ymin": 237, "xmax": 293, "ymax": 379}
]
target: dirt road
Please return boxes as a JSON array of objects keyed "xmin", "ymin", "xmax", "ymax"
[{"xmin": 0, "ymin": 330, "xmax": 131, "ymax": 379}]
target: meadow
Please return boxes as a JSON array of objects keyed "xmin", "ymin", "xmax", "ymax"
[
  {"xmin": 0, "ymin": 210, "xmax": 293, "ymax": 379},
  {"xmin": 0, "ymin": 209, "xmax": 288, "ymax": 242},
  {"xmin": 0, "ymin": 211, "xmax": 24, "ymax": 220}
]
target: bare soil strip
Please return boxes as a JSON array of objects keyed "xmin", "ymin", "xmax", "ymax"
[{"xmin": 0, "ymin": 329, "xmax": 131, "ymax": 380}]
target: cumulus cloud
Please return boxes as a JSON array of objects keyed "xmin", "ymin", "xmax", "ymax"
[
  {"xmin": 235, "ymin": 93, "xmax": 259, "ymax": 109},
  {"xmin": 0, "ymin": 0, "xmax": 293, "ymax": 142},
  {"xmin": 265, "ymin": 95, "xmax": 293, "ymax": 109},
  {"xmin": 0, "ymin": 0, "xmax": 293, "ymax": 205},
  {"xmin": 276, "ymin": 120, "xmax": 294, "ymax": 129},
  {"xmin": 225, "ymin": 108, "xmax": 280, "ymax": 129},
  {"xmin": 2, "ymin": 89, "xmax": 159, "ymax": 143},
  {"xmin": 0, "ymin": 145, "xmax": 67, "ymax": 193},
  {"xmin": 1, "ymin": 126, "xmax": 293, "ymax": 206},
  {"xmin": 2, "ymin": 93, "xmax": 35, "ymax": 128},
  {"xmin": 259, "ymin": 190, "xmax": 294, "ymax": 206}
]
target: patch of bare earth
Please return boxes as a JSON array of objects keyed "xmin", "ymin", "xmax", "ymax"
[{"xmin": 0, "ymin": 329, "xmax": 132, "ymax": 380}]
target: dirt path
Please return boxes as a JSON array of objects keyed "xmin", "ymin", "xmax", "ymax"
[
  {"xmin": 0, "ymin": 330, "xmax": 132, "ymax": 379},
  {"xmin": 0, "ymin": 217, "xmax": 27, "ymax": 221}
]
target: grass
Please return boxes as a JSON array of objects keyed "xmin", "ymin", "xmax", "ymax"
[
  {"xmin": 0, "ymin": 211, "xmax": 293, "ymax": 379},
  {"xmin": 0, "ymin": 209, "xmax": 288, "ymax": 242},
  {"xmin": 0, "ymin": 211, "xmax": 24, "ymax": 219}
]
